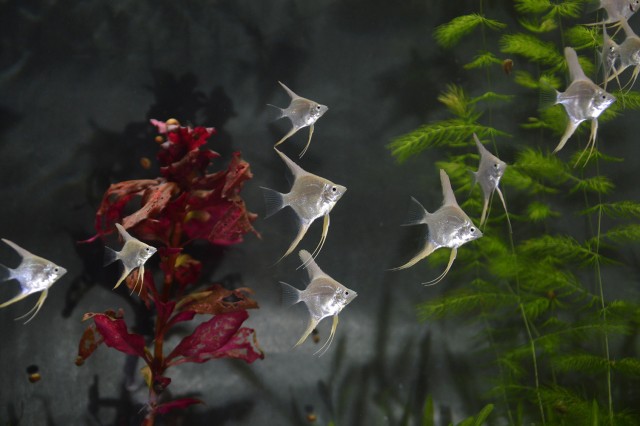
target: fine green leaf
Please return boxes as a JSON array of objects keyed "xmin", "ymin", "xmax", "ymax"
[
  {"xmin": 519, "ymin": 235, "xmax": 600, "ymax": 266},
  {"xmin": 566, "ymin": 25, "xmax": 600, "ymax": 50},
  {"xmin": 601, "ymin": 224, "xmax": 640, "ymax": 243},
  {"xmin": 612, "ymin": 358, "xmax": 640, "ymax": 377},
  {"xmin": 500, "ymin": 33, "xmax": 563, "ymax": 68},
  {"xmin": 457, "ymin": 404, "xmax": 494, "ymax": 426},
  {"xmin": 464, "ymin": 51, "xmax": 503, "ymax": 70},
  {"xmin": 434, "ymin": 14, "xmax": 506, "ymax": 48},
  {"xmin": 422, "ymin": 395, "xmax": 435, "ymax": 426},
  {"xmin": 417, "ymin": 290, "xmax": 517, "ymax": 320},
  {"xmin": 552, "ymin": 353, "xmax": 610, "ymax": 374},
  {"xmin": 518, "ymin": 17, "xmax": 558, "ymax": 33},
  {"xmin": 514, "ymin": 0, "xmax": 551, "ymax": 14},
  {"xmin": 571, "ymin": 175, "xmax": 614, "ymax": 194},
  {"xmin": 581, "ymin": 201, "xmax": 640, "ymax": 218}
]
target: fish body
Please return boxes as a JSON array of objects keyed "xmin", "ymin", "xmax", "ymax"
[
  {"xmin": 601, "ymin": 25, "xmax": 621, "ymax": 88},
  {"xmin": 269, "ymin": 81, "xmax": 328, "ymax": 157},
  {"xmin": 471, "ymin": 134, "xmax": 510, "ymax": 228},
  {"xmin": 105, "ymin": 223, "xmax": 157, "ymax": 293},
  {"xmin": 261, "ymin": 149, "xmax": 346, "ymax": 263},
  {"xmin": 0, "ymin": 239, "xmax": 67, "ymax": 323},
  {"xmin": 391, "ymin": 169, "xmax": 482, "ymax": 285},
  {"xmin": 280, "ymin": 250, "xmax": 357, "ymax": 355},
  {"xmin": 591, "ymin": 0, "xmax": 639, "ymax": 24},
  {"xmin": 606, "ymin": 18, "xmax": 640, "ymax": 89},
  {"xmin": 550, "ymin": 47, "xmax": 615, "ymax": 163}
]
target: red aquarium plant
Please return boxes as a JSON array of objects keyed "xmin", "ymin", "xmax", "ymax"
[{"xmin": 76, "ymin": 119, "xmax": 263, "ymax": 425}]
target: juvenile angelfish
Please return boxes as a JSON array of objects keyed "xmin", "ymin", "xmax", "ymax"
[
  {"xmin": 605, "ymin": 17, "xmax": 640, "ymax": 90},
  {"xmin": 545, "ymin": 47, "xmax": 616, "ymax": 164},
  {"xmin": 261, "ymin": 149, "xmax": 346, "ymax": 263},
  {"xmin": 105, "ymin": 223, "xmax": 157, "ymax": 293},
  {"xmin": 391, "ymin": 169, "xmax": 482, "ymax": 286},
  {"xmin": 0, "ymin": 239, "xmax": 67, "ymax": 323},
  {"xmin": 471, "ymin": 133, "xmax": 510, "ymax": 230},
  {"xmin": 601, "ymin": 24, "xmax": 621, "ymax": 89},
  {"xmin": 268, "ymin": 81, "xmax": 328, "ymax": 158},
  {"xmin": 280, "ymin": 249, "xmax": 357, "ymax": 356}
]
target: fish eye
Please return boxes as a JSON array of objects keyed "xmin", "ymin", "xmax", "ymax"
[
  {"xmin": 470, "ymin": 227, "xmax": 476, "ymax": 233},
  {"xmin": 493, "ymin": 163, "xmax": 499, "ymax": 169},
  {"xmin": 345, "ymin": 291, "xmax": 349, "ymax": 295},
  {"xmin": 316, "ymin": 105, "xmax": 321, "ymax": 110},
  {"xmin": 331, "ymin": 186, "xmax": 337, "ymax": 192},
  {"xmin": 54, "ymin": 267, "xmax": 59, "ymax": 272}
]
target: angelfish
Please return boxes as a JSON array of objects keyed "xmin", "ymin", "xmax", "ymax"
[
  {"xmin": 280, "ymin": 249, "xmax": 357, "ymax": 356},
  {"xmin": 544, "ymin": 47, "xmax": 616, "ymax": 164},
  {"xmin": 104, "ymin": 223, "xmax": 157, "ymax": 293},
  {"xmin": 268, "ymin": 81, "xmax": 328, "ymax": 158},
  {"xmin": 589, "ymin": 0, "xmax": 639, "ymax": 26},
  {"xmin": 391, "ymin": 169, "xmax": 482, "ymax": 286},
  {"xmin": 601, "ymin": 24, "xmax": 621, "ymax": 89},
  {"xmin": 0, "ymin": 239, "xmax": 67, "ymax": 323},
  {"xmin": 605, "ymin": 17, "xmax": 640, "ymax": 90},
  {"xmin": 471, "ymin": 133, "xmax": 510, "ymax": 231},
  {"xmin": 261, "ymin": 149, "xmax": 346, "ymax": 264}
]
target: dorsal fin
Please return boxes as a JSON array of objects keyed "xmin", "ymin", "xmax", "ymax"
[
  {"xmin": 565, "ymin": 47, "xmax": 587, "ymax": 82},
  {"xmin": 278, "ymin": 81, "xmax": 300, "ymax": 99},
  {"xmin": 473, "ymin": 133, "xmax": 489, "ymax": 157},
  {"xmin": 620, "ymin": 16, "xmax": 637, "ymax": 38},
  {"xmin": 439, "ymin": 169, "xmax": 459, "ymax": 207},
  {"xmin": 274, "ymin": 148, "xmax": 308, "ymax": 179},
  {"xmin": 299, "ymin": 249, "xmax": 328, "ymax": 281},
  {"xmin": 1, "ymin": 239, "xmax": 35, "ymax": 260},
  {"xmin": 115, "ymin": 223, "xmax": 135, "ymax": 242}
]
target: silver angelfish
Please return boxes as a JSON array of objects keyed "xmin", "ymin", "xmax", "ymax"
[
  {"xmin": 601, "ymin": 24, "xmax": 621, "ymax": 89},
  {"xmin": 471, "ymin": 133, "xmax": 511, "ymax": 231},
  {"xmin": 268, "ymin": 81, "xmax": 328, "ymax": 158},
  {"xmin": 280, "ymin": 249, "xmax": 357, "ymax": 356},
  {"xmin": 261, "ymin": 149, "xmax": 346, "ymax": 264},
  {"xmin": 544, "ymin": 47, "xmax": 616, "ymax": 165},
  {"xmin": 104, "ymin": 223, "xmax": 157, "ymax": 293},
  {"xmin": 391, "ymin": 169, "xmax": 483, "ymax": 286},
  {"xmin": 0, "ymin": 239, "xmax": 67, "ymax": 323},
  {"xmin": 605, "ymin": 17, "xmax": 640, "ymax": 90},
  {"xmin": 588, "ymin": 0, "xmax": 639, "ymax": 25}
]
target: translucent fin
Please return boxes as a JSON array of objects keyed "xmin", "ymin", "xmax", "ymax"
[
  {"xmin": 439, "ymin": 169, "xmax": 458, "ymax": 207},
  {"xmin": 553, "ymin": 119, "xmax": 581, "ymax": 153},
  {"xmin": 276, "ymin": 221, "xmax": 311, "ymax": 264},
  {"xmin": 299, "ymin": 124, "xmax": 314, "ymax": 158},
  {"xmin": 315, "ymin": 315, "xmax": 338, "ymax": 356},
  {"xmin": 115, "ymin": 223, "xmax": 134, "ymax": 242},
  {"xmin": 295, "ymin": 316, "xmax": 319, "ymax": 348},
  {"xmin": 129, "ymin": 266, "xmax": 144, "ymax": 296},
  {"xmin": 266, "ymin": 103, "xmax": 285, "ymax": 120},
  {"xmin": 16, "ymin": 289, "xmax": 47, "ymax": 324},
  {"xmin": 103, "ymin": 246, "xmax": 119, "ymax": 266},
  {"xmin": 565, "ymin": 47, "xmax": 586, "ymax": 81},
  {"xmin": 423, "ymin": 247, "xmax": 457, "ymax": 286},
  {"xmin": 279, "ymin": 281, "xmax": 302, "ymax": 306},
  {"xmin": 0, "ymin": 289, "xmax": 30, "ymax": 308},
  {"xmin": 389, "ymin": 241, "xmax": 436, "ymax": 271},
  {"xmin": 278, "ymin": 81, "xmax": 301, "ymax": 99},
  {"xmin": 0, "ymin": 263, "xmax": 13, "ymax": 282},
  {"xmin": 479, "ymin": 195, "xmax": 490, "ymax": 227},
  {"xmin": 539, "ymin": 84, "xmax": 559, "ymax": 110},
  {"xmin": 620, "ymin": 16, "xmax": 637, "ymax": 38},
  {"xmin": 260, "ymin": 187, "xmax": 285, "ymax": 218},
  {"xmin": 274, "ymin": 126, "xmax": 300, "ymax": 148},
  {"xmin": 403, "ymin": 197, "xmax": 429, "ymax": 226},
  {"xmin": 574, "ymin": 119, "xmax": 599, "ymax": 167},
  {"xmin": 473, "ymin": 133, "xmax": 488, "ymax": 156}
]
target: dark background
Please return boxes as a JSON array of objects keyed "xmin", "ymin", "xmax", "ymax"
[{"xmin": 0, "ymin": 1, "xmax": 637, "ymax": 425}]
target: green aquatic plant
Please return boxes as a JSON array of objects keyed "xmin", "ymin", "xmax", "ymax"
[{"xmin": 388, "ymin": 1, "xmax": 640, "ymax": 424}]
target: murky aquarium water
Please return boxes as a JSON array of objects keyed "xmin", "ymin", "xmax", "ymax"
[{"xmin": 2, "ymin": 1, "xmax": 640, "ymax": 425}]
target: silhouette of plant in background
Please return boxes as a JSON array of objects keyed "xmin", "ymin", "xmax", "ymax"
[
  {"xmin": 389, "ymin": 1, "xmax": 640, "ymax": 424},
  {"xmin": 75, "ymin": 118, "xmax": 263, "ymax": 425}
]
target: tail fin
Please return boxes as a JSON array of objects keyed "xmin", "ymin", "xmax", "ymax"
[
  {"xmin": 267, "ymin": 104, "xmax": 285, "ymax": 120},
  {"xmin": 103, "ymin": 247, "xmax": 119, "ymax": 266},
  {"xmin": 403, "ymin": 197, "xmax": 429, "ymax": 226},
  {"xmin": 279, "ymin": 281, "xmax": 302, "ymax": 306},
  {"xmin": 261, "ymin": 187, "xmax": 286, "ymax": 218},
  {"xmin": 539, "ymin": 83, "xmax": 559, "ymax": 110},
  {"xmin": 0, "ymin": 263, "xmax": 13, "ymax": 282}
]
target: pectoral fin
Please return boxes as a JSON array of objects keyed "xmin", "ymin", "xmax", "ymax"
[
  {"xmin": 423, "ymin": 247, "xmax": 457, "ymax": 286},
  {"xmin": 16, "ymin": 290, "xmax": 48, "ymax": 324},
  {"xmin": 574, "ymin": 119, "xmax": 598, "ymax": 167},
  {"xmin": 299, "ymin": 124, "xmax": 314, "ymax": 158},
  {"xmin": 495, "ymin": 187, "xmax": 512, "ymax": 235},
  {"xmin": 299, "ymin": 215, "xmax": 329, "ymax": 270},
  {"xmin": 389, "ymin": 241, "xmax": 436, "ymax": 271},
  {"xmin": 479, "ymin": 194, "xmax": 490, "ymax": 227},
  {"xmin": 315, "ymin": 315, "xmax": 338, "ymax": 356},
  {"xmin": 294, "ymin": 316, "xmax": 319, "ymax": 348}
]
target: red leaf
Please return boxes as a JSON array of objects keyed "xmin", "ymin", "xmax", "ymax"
[
  {"xmin": 167, "ymin": 254, "xmax": 202, "ymax": 289},
  {"xmin": 76, "ymin": 322, "xmax": 104, "ymax": 366},
  {"xmin": 178, "ymin": 284, "xmax": 258, "ymax": 315},
  {"xmin": 92, "ymin": 313, "xmax": 148, "ymax": 360},
  {"xmin": 166, "ymin": 310, "xmax": 263, "ymax": 365},
  {"xmin": 155, "ymin": 397, "xmax": 203, "ymax": 415},
  {"xmin": 122, "ymin": 181, "xmax": 179, "ymax": 230}
]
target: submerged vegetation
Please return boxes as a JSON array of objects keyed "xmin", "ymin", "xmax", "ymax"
[{"xmin": 388, "ymin": 1, "xmax": 640, "ymax": 424}]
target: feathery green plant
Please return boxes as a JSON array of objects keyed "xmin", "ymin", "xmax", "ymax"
[{"xmin": 388, "ymin": 0, "xmax": 640, "ymax": 424}]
